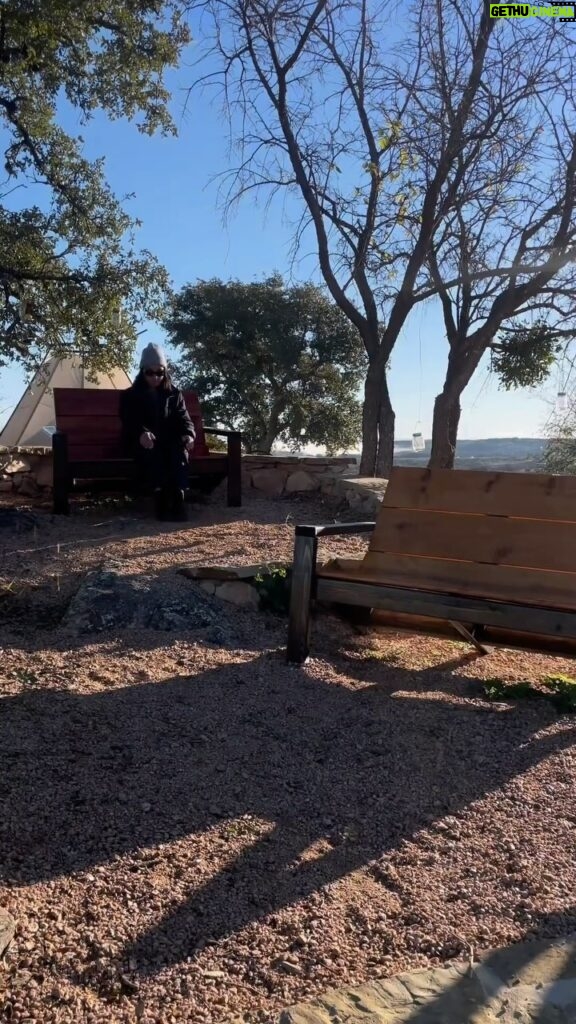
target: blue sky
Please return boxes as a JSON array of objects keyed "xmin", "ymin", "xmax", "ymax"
[{"xmin": 0, "ymin": 34, "xmax": 558, "ymax": 441}]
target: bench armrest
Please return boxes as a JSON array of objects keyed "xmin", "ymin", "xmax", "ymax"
[
  {"xmin": 295, "ymin": 522, "xmax": 376, "ymax": 539},
  {"xmin": 204, "ymin": 428, "xmax": 242, "ymax": 441}
]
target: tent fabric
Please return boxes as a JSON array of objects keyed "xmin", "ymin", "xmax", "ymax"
[{"xmin": 0, "ymin": 357, "xmax": 132, "ymax": 447}]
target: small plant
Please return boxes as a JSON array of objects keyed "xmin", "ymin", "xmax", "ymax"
[
  {"xmin": 482, "ymin": 675, "xmax": 576, "ymax": 714},
  {"xmin": 253, "ymin": 566, "xmax": 290, "ymax": 614},
  {"xmin": 483, "ymin": 679, "xmax": 535, "ymax": 702},
  {"xmin": 542, "ymin": 674, "xmax": 576, "ymax": 713},
  {"xmin": 11, "ymin": 668, "xmax": 38, "ymax": 686}
]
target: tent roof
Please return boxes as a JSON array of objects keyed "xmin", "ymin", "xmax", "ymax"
[{"xmin": 0, "ymin": 356, "xmax": 132, "ymax": 447}]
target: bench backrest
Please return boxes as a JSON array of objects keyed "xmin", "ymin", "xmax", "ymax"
[
  {"xmin": 361, "ymin": 467, "xmax": 576, "ymax": 611},
  {"xmin": 53, "ymin": 387, "xmax": 210, "ymax": 460}
]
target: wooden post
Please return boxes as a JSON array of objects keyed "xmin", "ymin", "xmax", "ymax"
[
  {"xmin": 52, "ymin": 431, "xmax": 70, "ymax": 515},
  {"xmin": 287, "ymin": 527, "xmax": 318, "ymax": 664},
  {"xmin": 227, "ymin": 432, "xmax": 242, "ymax": 507}
]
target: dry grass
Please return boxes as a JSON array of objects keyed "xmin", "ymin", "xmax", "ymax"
[{"xmin": 1, "ymin": 492, "xmax": 576, "ymax": 1024}]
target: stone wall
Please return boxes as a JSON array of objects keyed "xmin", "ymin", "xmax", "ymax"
[
  {"xmin": 0, "ymin": 448, "xmax": 53, "ymax": 498},
  {"xmin": 243, "ymin": 454, "xmax": 357, "ymax": 497},
  {"xmin": 0, "ymin": 449, "xmax": 359, "ymax": 500},
  {"xmin": 0, "ymin": 447, "xmax": 388, "ymax": 518}
]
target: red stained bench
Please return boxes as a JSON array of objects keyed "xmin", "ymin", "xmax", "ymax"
[{"xmin": 52, "ymin": 388, "xmax": 242, "ymax": 514}]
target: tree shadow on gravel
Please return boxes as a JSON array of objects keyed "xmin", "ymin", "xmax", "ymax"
[{"xmin": 1, "ymin": 651, "xmax": 575, "ymax": 979}]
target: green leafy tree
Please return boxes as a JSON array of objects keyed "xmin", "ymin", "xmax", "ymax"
[
  {"xmin": 0, "ymin": 0, "xmax": 190, "ymax": 372},
  {"xmin": 167, "ymin": 275, "xmax": 366, "ymax": 454}
]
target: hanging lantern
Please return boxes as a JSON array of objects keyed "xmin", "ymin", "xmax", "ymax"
[
  {"xmin": 556, "ymin": 391, "xmax": 568, "ymax": 413},
  {"xmin": 412, "ymin": 430, "xmax": 425, "ymax": 452},
  {"xmin": 112, "ymin": 305, "xmax": 122, "ymax": 328}
]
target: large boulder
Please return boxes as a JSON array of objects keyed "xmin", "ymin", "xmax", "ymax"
[
  {"xmin": 285, "ymin": 469, "xmax": 318, "ymax": 493},
  {"xmin": 214, "ymin": 581, "xmax": 260, "ymax": 608},
  {"xmin": 250, "ymin": 467, "xmax": 287, "ymax": 497},
  {"xmin": 62, "ymin": 562, "xmax": 238, "ymax": 643}
]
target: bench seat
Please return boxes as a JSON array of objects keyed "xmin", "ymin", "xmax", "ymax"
[{"xmin": 287, "ymin": 467, "xmax": 576, "ymax": 662}]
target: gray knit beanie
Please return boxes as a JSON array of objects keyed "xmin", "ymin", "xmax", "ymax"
[{"xmin": 140, "ymin": 342, "xmax": 167, "ymax": 369}]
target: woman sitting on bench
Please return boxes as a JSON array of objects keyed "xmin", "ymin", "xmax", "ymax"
[{"xmin": 120, "ymin": 343, "xmax": 196, "ymax": 522}]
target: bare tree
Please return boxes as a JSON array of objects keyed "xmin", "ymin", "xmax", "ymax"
[
  {"xmin": 398, "ymin": 11, "xmax": 576, "ymax": 468},
  {"xmin": 192, "ymin": 0, "xmax": 575, "ymax": 475}
]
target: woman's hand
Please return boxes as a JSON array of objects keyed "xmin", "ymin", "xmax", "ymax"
[
  {"xmin": 139, "ymin": 431, "xmax": 155, "ymax": 450},
  {"xmin": 184, "ymin": 435, "xmax": 195, "ymax": 451}
]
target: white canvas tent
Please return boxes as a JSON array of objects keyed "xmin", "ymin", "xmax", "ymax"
[{"xmin": 0, "ymin": 355, "xmax": 132, "ymax": 447}]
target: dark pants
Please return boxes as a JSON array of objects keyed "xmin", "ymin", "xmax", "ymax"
[{"xmin": 132, "ymin": 444, "xmax": 188, "ymax": 496}]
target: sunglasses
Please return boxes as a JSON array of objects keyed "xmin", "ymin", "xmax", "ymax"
[{"xmin": 144, "ymin": 369, "xmax": 165, "ymax": 378}]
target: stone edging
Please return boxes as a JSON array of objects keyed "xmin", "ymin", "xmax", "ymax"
[{"xmin": 280, "ymin": 933, "xmax": 576, "ymax": 1024}]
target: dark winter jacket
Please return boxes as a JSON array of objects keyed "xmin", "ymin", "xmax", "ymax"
[{"xmin": 119, "ymin": 380, "xmax": 196, "ymax": 453}]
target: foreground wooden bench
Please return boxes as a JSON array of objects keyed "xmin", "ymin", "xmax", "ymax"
[
  {"xmin": 52, "ymin": 388, "xmax": 242, "ymax": 514},
  {"xmin": 287, "ymin": 467, "xmax": 576, "ymax": 663}
]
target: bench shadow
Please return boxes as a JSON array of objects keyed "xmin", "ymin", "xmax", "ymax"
[{"xmin": 1, "ymin": 651, "xmax": 575, "ymax": 983}]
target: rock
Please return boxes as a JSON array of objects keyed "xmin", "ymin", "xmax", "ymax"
[
  {"xmin": 32, "ymin": 457, "xmax": 53, "ymax": 488},
  {"xmin": 62, "ymin": 564, "xmax": 230, "ymax": 636},
  {"xmin": 15, "ymin": 475, "xmax": 40, "ymax": 497},
  {"xmin": 276, "ymin": 959, "xmax": 302, "ymax": 976},
  {"xmin": 204, "ymin": 623, "xmax": 239, "ymax": 646},
  {"xmin": 285, "ymin": 470, "xmax": 319, "ymax": 493},
  {"xmin": 4, "ymin": 458, "xmax": 30, "ymax": 475},
  {"xmin": 198, "ymin": 581, "xmax": 217, "ymax": 596},
  {"xmin": 251, "ymin": 467, "xmax": 287, "ymax": 497},
  {"xmin": 180, "ymin": 564, "xmax": 276, "ymax": 582},
  {"xmin": 0, "ymin": 909, "xmax": 15, "ymax": 957},
  {"xmin": 214, "ymin": 581, "xmax": 260, "ymax": 609}
]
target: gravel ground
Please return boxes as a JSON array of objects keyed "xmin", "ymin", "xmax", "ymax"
[{"xmin": 1, "ymin": 492, "xmax": 576, "ymax": 1024}]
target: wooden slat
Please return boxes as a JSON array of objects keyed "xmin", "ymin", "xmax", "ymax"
[
  {"xmin": 316, "ymin": 576, "xmax": 576, "ymax": 640},
  {"xmin": 383, "ymin": 467, "xmax": 576, "ymax": 523},
  {"xmin": 69, "ymin": 446, "xmax": 125, "ymax": 460},
  {"xmin": 318, "ymin": 554, "xmax": 576, "ymax": 612},
  {"xmin": 54, "ymin": 389, "xmax": 123, "ymax": 417},
  {"xmin": 367, "ymin": 508, "xmax": 576, "ymax": 573},
  {"xmin": 54, "ymin": 387, "xmax": 205, "ymax": 424},
  {"xmin": 57, "ymin": 421, "xmax": 124, "ymax": 440}
]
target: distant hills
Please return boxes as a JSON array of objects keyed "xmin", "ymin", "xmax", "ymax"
[
  {"xmin": 274, "ymin": 437, "xmax": 549, "ymax": 473},
  {"xmin": 392, "ymin": 437, "xmax": 546, "ymax": 472}
]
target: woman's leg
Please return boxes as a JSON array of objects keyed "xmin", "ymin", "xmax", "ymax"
[{"xmin": 156, "ymin": 445, "xmax": 188, "ymax": 522}]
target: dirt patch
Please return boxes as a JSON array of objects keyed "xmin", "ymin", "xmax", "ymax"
[{"xmin": 1, "ymin": 493, "xmax": 576, "ymax": 1024}]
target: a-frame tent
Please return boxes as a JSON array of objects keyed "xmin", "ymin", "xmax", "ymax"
[{"xmin": 0, "ymin": 355, "xmax": 132, "ymax": 447}]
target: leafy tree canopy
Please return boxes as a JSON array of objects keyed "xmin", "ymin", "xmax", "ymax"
[
  {"xmin": 167, "ymin": 275, "xmax": 366, "ymax": 454},
  {"xmin": 0, "ymin": 0, "xmax": 190, "ymax": 372}
]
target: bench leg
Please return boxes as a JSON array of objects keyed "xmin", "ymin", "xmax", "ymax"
[
  {"xmin": 287, "ymin": 532, "xmax": 317, "ymax": 664},
  {"xmin": 449, "ymin": 620, "xmax": 489, "ymax": 655},
  {"xmin": 52, "ymin": 432, "xmax": 70, "ymax": 515},
  {"xmin": 227, "ymin": 433, "xmax": 242, "ymax": 507}
]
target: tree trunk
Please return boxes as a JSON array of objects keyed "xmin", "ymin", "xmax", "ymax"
[
  {"xmin": 429, "ymin": 389, "xmax": 462, "ymax": 469},
  {"xmin": 359, "ymin": 354, "xmax": 381, "ymax": 476},
  {"xmin": 252, "ymin": 399, "xmax": 285, "ymax": 454},
  {"xmin": 429, "ymin": 346, "xmax": 484, "ymax": 469},
  {"xmin": 375, "ymin": 377, "xmax": 395, "ymax": 478},
  {"xmin": 359, "ymin": 347, "xmax": 392, "ymax": 476}
]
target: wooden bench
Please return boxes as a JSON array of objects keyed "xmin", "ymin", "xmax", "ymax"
[
  {"xmin": 52, "ymin": 388, "xmax": 242, "ymax": 514},
  {"xmin": 287, "ymin": 466, "xmax": 576, "ymax": 663}
]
